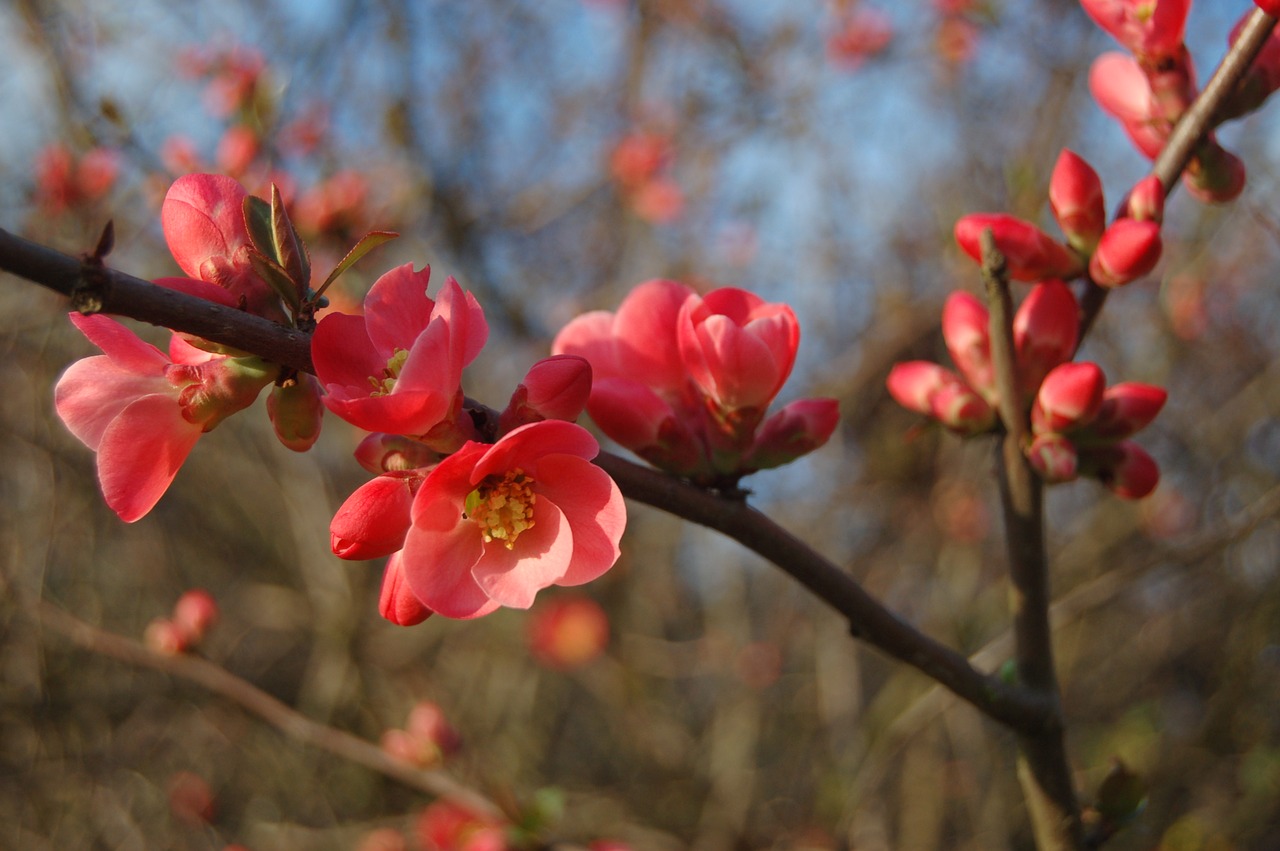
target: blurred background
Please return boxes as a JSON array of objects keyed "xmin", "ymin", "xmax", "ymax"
[{"xmin": 2, "ymin": 0, "xmax": 1279, "ymax": 848}]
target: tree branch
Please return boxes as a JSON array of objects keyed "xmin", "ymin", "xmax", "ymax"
[
  {"xmin": 0, "ymin": 226, "xmax": 1058, "ymax": 733},
  {"xmin": 981, "ymin": 231, "xmax": 1082, "ymax": 849},
  {"xmin": 31, "ymin": 596, "xmax": 507, "ymax": 821}
]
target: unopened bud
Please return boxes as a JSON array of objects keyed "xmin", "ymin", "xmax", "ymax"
[
  {"xmin": 941, "ymin": 291, "xmax": 994, "ymax": 400},
  {"xmin": 954, "ymin": 213, "xmax": 1084, "ymax": 282},
  {"xmin": 1182, "ymin": 142, "xmax": 1246, "ymax": 204},
  {"xmin": 1084, "ymin": 440, "xmax": 1160, "ymax": 499},
  {"xmin": 1050, "ymin": 149, "xmax": 1106, "ymax": 253},
  {"xmin": 1090, "ymin": 219, "xmax": 1162, "ymax": 287},
  {"xmin": 1124, "ymin": 175, "xmax": 1165, "ymax": 224},
  {"xmin": 498, "ymin": 355, "xmax": 593, "ymax": 434},
  {"xmin": 1025, "ymin": 432, "xmax": 1079, "ymax": 483},
  {"xmin": 1032, "ymin": 362, "xmax": 1106, "ymax": 434},
  {"xmin": 1013, "ymin": 280, "xmax": 1080, "ymax": 398},
  {"xmin": 1088, "ymin": 382, "xmax": 1168, "ymax": 440},
  {"xmin": 172, "ymin": 588, "xmax": 219, "ymax": 646},
  {"xmin": 379, "ymin": 555, "xmax": 433, "ymax": 626}
]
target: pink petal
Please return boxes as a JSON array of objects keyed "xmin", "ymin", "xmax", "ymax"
[
  {"xmin": 687, "ymin": 313, "xmax": 783, "ymax": 409},
  {"xmin": 473, "ymin": 420, "xmax": 600, "ymax": 482},
  {"xmin": 586, "ymin": 378, "xmax": 676, "ymax": 449},
  {"xmin": 363, "ymin": 264, "xmax": 437, "ymax": 357},
  {"xmin": 551, "ymin": 311, "xmax": 621, "ymax": 379},
  {"xmin": 55, "ymin": 357, "xmax": 173, "ymax": 450},
  {"xmin": 470, "ymin": 501, "xmax": 572, "ymax": 609},
  {"xmin": 312, "ymin": 312, "xmax": 385, "ymax": 389},
  {"xmin": 533, "ymin": 454, "xmax": 625, "ymax": 586},
  {"xmin": 67, "ymin": 313, "xmax": 170, "ymax": 374},
  {"xmin": 161, "ymin": 174, "xmax": 249, "ymax": 279},
  {"xmin": 611, "ymin": 279, "xmax": 692, "ymax": 391},
  {"xmin": 95, "ymin": 394, "xmax": 203, "ymax": 522},
  {"xmin": 429, "ymin": 277, "xmax": 489, "ymax": 367},
  {"xmin": 401, "ymin": 504, "xmax": 496, "ymax": 619}
]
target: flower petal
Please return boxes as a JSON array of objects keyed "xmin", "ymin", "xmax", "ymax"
[
  {"xmin": 470, "ymin": 501, "xmax": 572, "ymax": 609},
  {"xmin": 95, "ymin": 394, "xmax": 203, "ymax": 522},
  {"xmin": 533, "ymin": 454, "xmax": 625, "ymax": 586}
]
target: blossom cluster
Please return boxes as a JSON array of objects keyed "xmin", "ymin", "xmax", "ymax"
[
  {"xmin": 55, "ymin": 173, "xmax": 832, "ymax": 624},
  {"xmin": 553, "ymin": 279, "xmax": 839, "ymax": 488}
]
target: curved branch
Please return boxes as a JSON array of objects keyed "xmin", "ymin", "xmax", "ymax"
[
  {"xmin": 0, "ymin": 227, "xmax": 1056, "ymax": 732},
  {"xmin": 32, "ymin": 597, "xmax": 507, "ymax": 821},
  {"xmin": 0, "ymin": 227, "xmax": 314, "ymax": 373}
]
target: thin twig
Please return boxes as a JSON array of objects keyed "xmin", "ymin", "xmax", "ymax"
[
  {"xmin": 981, "ymin": 230, "xmax": 1082, "ymax": 849},
  {"xmin": 32, "ymin": 598, "xmax": 508, "ymax": 822}
]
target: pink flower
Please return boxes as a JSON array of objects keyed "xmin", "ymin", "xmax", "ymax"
[
  {"xmin": 417, "ymin": 800, "xmax": 509, "ymax": 851},
  {"xmin": 160, "ymin": 173, "xmax": 279, "ymax": 318},
  {"xmin": 609, "ymin": 132, "xmax": 672, "ymax": 189},
  {"xmin": 554, "ymin": 279, "xmax": 836, "ymax": 482},
  {"xmin": 399, "ymin": 421, "xmax": 626, "ymax": 619},
  {"xmin": 311, "ymin": 265, "xmax": 488, "ymax": 440},
  {"xmin": 54, "ymin": 314, "xmax": 274, "ymax": 521},
  {"xmin": 172, "ymin": 589, "xmax": 219, "ymax": 645},
  {"xmin": 34, "ymin": 143, "xmax": 119, "ymax": 213},
  {"xmin": 886, "ymin": 361, "xmax": 995, "ymax": 435},
  {"xmin": 677, "ymin": 288, "xmax": 799, "ymax": 412},
  {"xmin": 528, "ymin": 594, "xmax": 610, "ymax": 670},
  {"xmin": 1079, "ymin": 0, "xmax": 1190, "ymax": 60}
]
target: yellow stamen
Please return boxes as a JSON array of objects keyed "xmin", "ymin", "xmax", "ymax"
[
  {"xmin": 463, "ymin": 468, "xmax": 537, "ymax": 550},
  {"xmin": 368, "ymin": 348, "xmax": 410, "ymax": 396}
]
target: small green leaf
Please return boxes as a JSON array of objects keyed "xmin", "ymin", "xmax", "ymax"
[
  {"xmin": 313, "ymin": 230, "xmax": 399, "ymax": 301},
  {"xmin": 270, "ymin": 184, "xmax": 310, "ymax": 301},
  {"xmin": 248, "ymin": 248, "xmax": 302, "ymax": 312},
  {"xmin": 998, "ymin": 659, "xmax": 1018, "ymax": 685},
  {"xmin": 243, "ymin": 194, "xmax": 277, "ymax": 264},
  {"xmin": 1096, "ymin": 759, "xmax": 1146, "ymax": 824}
]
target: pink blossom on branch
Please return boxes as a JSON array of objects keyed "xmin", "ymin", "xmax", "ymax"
[
  {"xmin": 399, "ymin": 420, "xmax": 626, "ymax": 619},
  {"xmin": 54, "ymin": 314, "xmax": 275, "ymax": 522},
  {"xmin": 311, "ymin": 265, "xmax": 488, "ymax": 443},
  {"xmin": 160, "ymin": 173, "xmax": 281, "ymax": 319},
  {"xmin": 553, "ymin": 279, "xmax": 837, "ymax": 483}
]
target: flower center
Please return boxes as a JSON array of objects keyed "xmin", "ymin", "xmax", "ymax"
[
  {"xmin": 368, "ymin": 348, "xmax": 410, "ymax": 396},
  {"xmin": 463, "ymin": 468, "xmax": 537, "ymax": 550}
]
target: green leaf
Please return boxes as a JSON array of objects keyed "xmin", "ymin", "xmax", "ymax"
[
  {"xmin": 270, "ymin": 184, "xmax": 310, "ymax": 302},
  {"xmin": 313, "ymin": 230, "xmax": 399, "ymax": 301},
  {"xmin": 248, "ymin": 248, "xmax": 302, "ymax": 312},
  {"xmin": 1096, "ymin": 759, "xmax": 1146, "ymax": 824},
  {"xmin": 243, "ymin": 194, "xmax": 277, "ymax": 265}
]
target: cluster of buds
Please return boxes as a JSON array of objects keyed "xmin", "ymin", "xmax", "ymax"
[
  {"xmin": 1080, "ymin": 0, "xmax": 1280, "ymax": 203},
  {"xmin": 380, "ymin": 701, "xmax": 462, "ymax": 769},
  {"xmin": 1027, "ymin": 363, "xmax": 1167, "ymax": 498},
  {"xmin": 552, "ymin": 279, "xmax": 839, "ymax": 488},
  {"xmin": 887, "ymin": 278, "xmax": 1167, "ymax": 498},
  {"xmin": 145, "ymin": 589, "xmax": 220, "ymax": 654},
  {"xmin": 956, "ymin": 149, "xmax": 1164, "ymax": 290},
  {"xmin": 887, "ymin": 281, "xmax": 1079, "ymax": 436}
]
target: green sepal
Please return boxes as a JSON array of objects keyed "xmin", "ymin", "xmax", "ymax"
[
  {"xmin": 1095, "ymin": 759, "xmax": 1146, "ymax": 825},
  {"xmin": 248, "ymin": 247, "xmax": 303, "ymax": 313},
  {"xmin": 270, "ymin": 184, "xmax": 310, "ymax": 303},
  {"xmin": 312, "ymin": 230, "xmax": 399, "ymax": 301},
  {"xmin": 243, "ymin": 194, "xmax": 276, "ymax": 265}
]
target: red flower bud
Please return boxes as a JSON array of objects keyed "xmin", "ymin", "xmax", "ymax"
[
  {"xmin": 172, "ymin": 588, "xmax": 219, "ymax": 646},
  {"xmin": 1124, "ymin": 175, "xmax": 1165, "ymax": 224},
  {"xmin": 1085, "ymin": 441, "xmax": 1160, "ymax": 499},
  {"xmin": 331, "ymin": 473, "xmax": 421, "ymax": 560},
  {"xmin": 954, "ymin": 214, "xmax": 1083, "ymax": 282},
  {"xmin": 1013, "ymin": 280, "xmax": 1080, "ymax": 398},
  {"xmin": 1088, "ymin": 382, "xmax": 1167, "ymax": 440},
  {"xmin": 942, "ymin": 291, "xmax": 994, "ymax": 400},
  {"xmin": 498, "ymin": 355, "xmax": 593, "ymax": 434},
  {"xmin": 1032, "ymin": 362, "xmax": 1106, "ymax": 434},
  {"xmin": 1089, "ymin": 219, "xmax": 1162, "ymax": 287},
  {"xmin": 743, "ymin": 398, "xmax": 840, "ymax": 470},
  {"xmin": 379, "ymin": 554, "xmax": 433, "ymax": 626},
  {"xmin": 1049, "ymin": 149, "xmax": 1107, "ymax": 253},
  {"xmin": 1025, "ymin": 432, "xmax": 1080, "ymax": 484}
]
